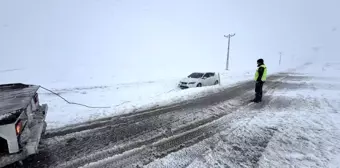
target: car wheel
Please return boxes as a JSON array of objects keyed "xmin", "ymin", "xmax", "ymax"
[
  {"xmin": 197, "ymin": 83, "xmax": 202, "ymax": 87},
  {"xmin": 214, "ymin": 80, "xmax": 219, "ymax": 85}
]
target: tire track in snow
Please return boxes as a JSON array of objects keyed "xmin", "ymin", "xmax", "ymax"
[
  {"xmin": 45, "ymin": 74, "xmax": 286, "ymax": 138},
  {"xmin": 61, "ymin": 76, "xmax": 288, "ymax": 168},
  {"xmin": 145, "ymin": 68, "xmax": 340, "ymax": 168},
  {"xmin": 12, "ymin": 74, "xmax": 289, "ymax": 168},
  {"xmin": 144, "ymin": 84, "xmax": 308, "ymax": 168}
]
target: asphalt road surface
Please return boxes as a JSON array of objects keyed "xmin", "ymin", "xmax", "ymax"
[{"xmin": 5, "ymin": 68, "xmax": 312, "ymax": 168}]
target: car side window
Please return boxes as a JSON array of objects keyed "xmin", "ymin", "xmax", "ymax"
[
  {"xmin": 205, "ymin": 73, "xmax": 214, "ymax": 78},
  {"xmin": 203, "ymin": 73, "xmax": 210, "ymax": 78}
]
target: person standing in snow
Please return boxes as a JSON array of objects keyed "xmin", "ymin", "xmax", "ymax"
[{"xmin": 252, "ymin": 58, "xmax": 267, "ymax": 103}]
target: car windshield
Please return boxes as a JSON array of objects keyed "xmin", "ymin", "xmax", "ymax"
[{"xmin": 188, "ymin": 73, "xmax": 204, "ymax": 78}]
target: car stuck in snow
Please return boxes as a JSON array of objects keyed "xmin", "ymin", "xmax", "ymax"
[
  {"xmin": 0, "ymin": 83, "xmax": 48, "ymax": 167},
  {"xmin": 178, "ymin": 72, "xmax": 220, "ymax": 89}
]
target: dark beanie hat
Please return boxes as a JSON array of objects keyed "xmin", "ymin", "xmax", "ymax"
[{"xmin": 257, "ymin": 59, "xmax": 264, "ymax": 64}]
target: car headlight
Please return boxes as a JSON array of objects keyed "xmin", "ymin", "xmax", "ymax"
[{"xmin": 188, "ymin": 82, "xmax": 196, "ymax": 84}]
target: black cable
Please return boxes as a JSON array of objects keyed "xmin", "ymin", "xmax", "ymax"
[{"xmin": 39, "ymin": 86, "xmax": 111, "ymax": 109}]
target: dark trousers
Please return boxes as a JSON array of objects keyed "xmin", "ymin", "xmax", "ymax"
[{"xmin": 255, "ymin": 81, "xmax": 264, "ymax": 101}]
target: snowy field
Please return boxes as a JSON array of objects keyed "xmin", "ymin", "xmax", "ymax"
[
  {"xmin": 145, "ymin": 62, "xmax": 340, "ymax": 168},
  {"xmin": 2, "ymin": 68, "xmax": 251, "ymax": 129},
  {"xmin": 0, "ymin": 64, "xmax": 300, "ymax": 129}
]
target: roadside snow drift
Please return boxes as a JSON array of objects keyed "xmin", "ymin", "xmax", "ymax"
[{"xmin": 40, "ymin": 71, "xmax": 254, "ymax": 129}]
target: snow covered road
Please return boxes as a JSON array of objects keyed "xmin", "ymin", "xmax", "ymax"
[
  {"xmin": 146, "ymin": 63, "xmax": 340, "ymax": 168},
  {"xmin": 5, "ymin": 62, "xmax": 340, "ymax": 168}
]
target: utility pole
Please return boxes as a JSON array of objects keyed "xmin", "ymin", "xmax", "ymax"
[
  {"xmin": 279, "ymin": 52, "xmax": 282, "ymax": 65},
  {"xmin": 224, "ymin": 33, "xmax": 236, "ymax": 70}
]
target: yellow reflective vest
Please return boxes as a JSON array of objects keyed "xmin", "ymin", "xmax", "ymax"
[{"xmin": 254, "ymin": 64, "xmax": 267, "ymax": 81}]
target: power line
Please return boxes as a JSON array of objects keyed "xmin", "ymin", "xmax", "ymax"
[{"xmin": 39, "ymin": 86, "xmax": 111, "ymax": 109}]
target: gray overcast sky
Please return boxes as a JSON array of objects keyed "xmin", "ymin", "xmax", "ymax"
[{"xmin": 0, "ymin": 0, "xmax": 339, "ymax": 78}]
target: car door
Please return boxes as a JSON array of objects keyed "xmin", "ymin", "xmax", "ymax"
[
  {"xmin": 207, "ymin": 73, "xmax": 217, "ymax": 85},
  {"xmin": 208, "ymin": 73, "xmax": 216, "ymax": 85},
  {"xmin": 202, "ymin": 73, "xmax": 210, "ymax": 86}
]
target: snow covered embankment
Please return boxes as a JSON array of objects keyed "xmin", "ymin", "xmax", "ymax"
[{"xmin": 39, "ymin": 70, "xmax": 253, "ymax": 129}]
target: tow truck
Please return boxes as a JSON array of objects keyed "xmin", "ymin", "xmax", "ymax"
[{"xmin": 0, "ymin": 83, "xmax": 48, "ymax": 167}]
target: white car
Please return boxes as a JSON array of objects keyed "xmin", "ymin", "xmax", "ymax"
[{"xmin": 178, "ymin": 72, "xmax": 220, "ymax": 89}]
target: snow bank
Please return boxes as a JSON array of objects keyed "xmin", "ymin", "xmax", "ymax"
[{"xmin": 38, "ymin": 70, "xmax": 253, "ymax": 129}]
